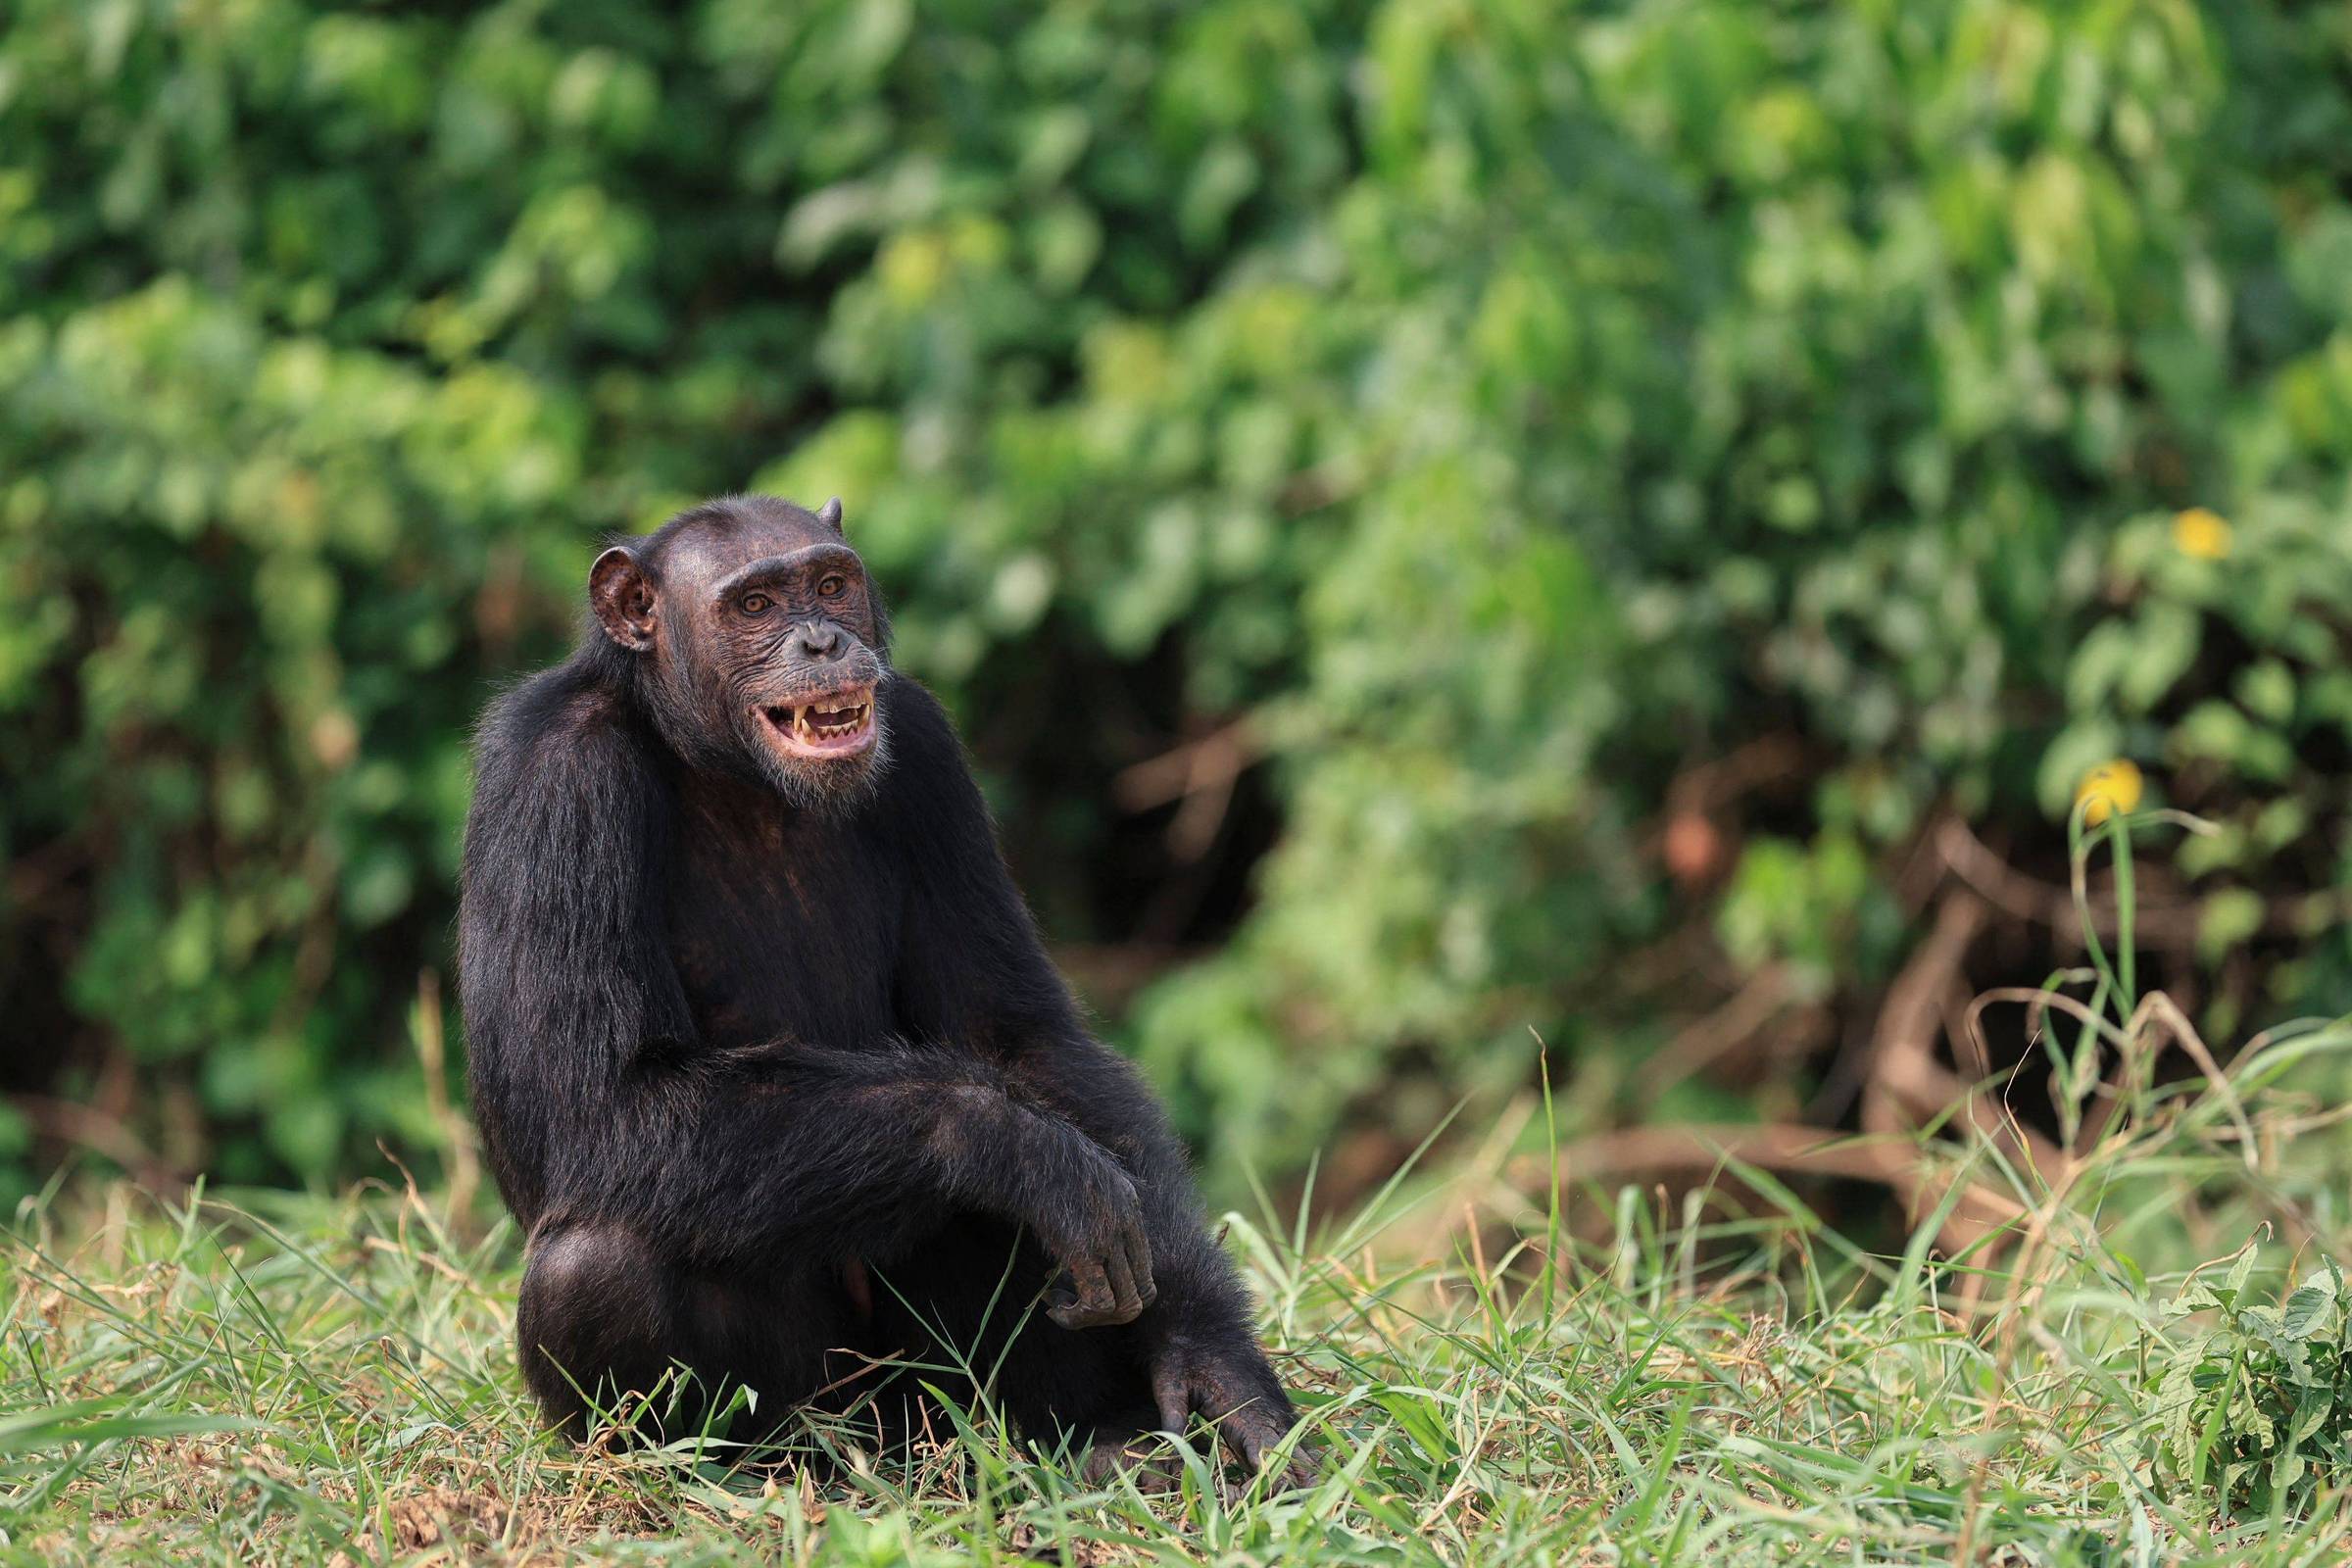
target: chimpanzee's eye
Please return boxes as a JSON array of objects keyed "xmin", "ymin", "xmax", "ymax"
[
  {"xmin": 740, "ymin": 592, "xmax": 773, "ymax": 614},
  {"xmin": 816, "ymin": 574, "xmax": 847, "ymax": 599}
]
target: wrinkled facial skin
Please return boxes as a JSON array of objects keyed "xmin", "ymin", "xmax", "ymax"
[{"xmin": 591, "ymin": 510, "xmax": 891, "ymax": 809}]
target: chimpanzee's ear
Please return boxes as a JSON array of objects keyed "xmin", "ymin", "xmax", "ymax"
[
  {"xmin": 816, "ymin": 496, "xmax": 844, "ymax": 531},
  {"xmin": 589, "ymin": 546, "xmax": 659, "ymax": 652}
]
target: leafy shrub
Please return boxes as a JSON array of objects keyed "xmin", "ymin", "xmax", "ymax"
[
  {"xmin": 2, "ymin": 0, "xmax": 2350, "ymax": 1195},
  {"xmin": 2157, "ymin": 1252, "xmax": 2352, "ymax": 1513}
]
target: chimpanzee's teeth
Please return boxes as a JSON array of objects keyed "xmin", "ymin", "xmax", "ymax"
[{"xmin": 772, "ymin": 695, "xmax": 869, "ymax": 745}]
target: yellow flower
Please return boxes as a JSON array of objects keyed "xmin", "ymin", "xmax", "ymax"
[
  {"xmin": 2172, "ymin": 507, "xmax": 2231, "ymax": 561},
  {"xmin": 2075, "ymin": 760, "xmax": 2144, "ymax": 826}
]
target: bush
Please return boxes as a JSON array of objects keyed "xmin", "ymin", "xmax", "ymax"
[{"xmin": 2, "ymin": 0, "xmax": 2349, "ymax": 1195}]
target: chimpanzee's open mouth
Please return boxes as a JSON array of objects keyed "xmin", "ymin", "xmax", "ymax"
[{"xmin": 760, "ymin": 685, "xmax": 876, "ymax": 760}]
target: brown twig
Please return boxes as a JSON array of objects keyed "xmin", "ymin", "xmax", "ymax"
[
  {"xmin": 1114, "ymin": 719, "xmax": 1258, "ymax": 861},
  {"xmin": 7, "ymin": 1094, "xmax": 178, "ymax": 1187},
  {"xmin": 1633, "ymin": 965, "xmax": 1793, "ymax": 1099},
  {"xmin": 1934, "ymin": 818, "xmax": 2198, "ymax": 942},
  {"xmin": 1662, "ymin": 735, "xmax": 1810, "ymax": 817},
  {"xmin": 1855, "ymin": 891, "xmax": 2066, "ymax": 1256},
  {"xmin": 1113, "ymin": 720, "xmax": 1257, "ymax": 811},
  {"xmin": 1507, "ymin": 1122, "xmax": 2021, "ymax": 1230}
]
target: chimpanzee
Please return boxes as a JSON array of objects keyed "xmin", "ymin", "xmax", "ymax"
[{"xmin": 458, "ymin": 494, "xmax": 1305, "ymax": 1483}]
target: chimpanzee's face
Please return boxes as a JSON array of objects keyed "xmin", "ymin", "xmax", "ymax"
[{"xmin": 591, "ymin": 506, "xmax": 890, "ymax": 808}]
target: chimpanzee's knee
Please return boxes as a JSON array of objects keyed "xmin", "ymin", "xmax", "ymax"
[{"xmin": 515, "ymin": 1223, "xmax": 676, "ymax": 1438}]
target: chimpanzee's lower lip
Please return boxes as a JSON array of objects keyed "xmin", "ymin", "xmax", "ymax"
[{"xmin": 760, "ymin": 686, "xmax": 875, "ymax": 759}]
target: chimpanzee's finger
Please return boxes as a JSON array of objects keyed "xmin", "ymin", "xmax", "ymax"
[
  {"xmin": 1222, "ymin": 1400, "xmax": 1304, "ymax": 1483},
  {"xmin": 1122, "ymin": 1225, "xmax": 1156, "ymax": 1307},
  {"xmin": 1083, "ymin": 1432, "xmax": 1184, "ymax": 1492},
  {"xmin": 1102, "ymin": 1244, "xmax": 1145, "ymax": 1323},
  {"xmin": 1239, "ymin": 1414, "xmax": 1316, "ymax": 1491},
  {"xmin": 1071, "ymin": 1250, "xmax": 1112, "ymax": 1306},
  {"xmin": 1049, "ymin": 1254, "xmax": 1115, "ymax": 1329},
  {"xmin": 1152, "ymin": 1364, "xmax": 1194, "ymax": 1437},
  {"xmin": 1054, "ymin": 1302, "xmax": 1126, "ymax": 1328},
  {"xmin": 1218, "ymin": 1405, "xmax": 1263, "ymax": 1472}
]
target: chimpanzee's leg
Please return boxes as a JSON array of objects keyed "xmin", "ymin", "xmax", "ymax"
[
  {"xmin": 515, "ymin": 1222, "xmax": 867, "ymax": 1446},
  {"xmin": 515, "ymin": 1224, "xmax": 684, "ymax": 1437},
  {"xmin": 873, "ymin": 1219, "xmax": 1307, "ymax": 1488},
  {"xmin": 862, "ymin": 1216, "xmax": 1157, "ymax": 1465},
  {"xmin": 675, "ymin": 1252, "xmax": 878, "ymax": 1446}
]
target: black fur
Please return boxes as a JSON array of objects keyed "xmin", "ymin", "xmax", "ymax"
[{"xmin": 459, "ymin": 495, "xmax": 1301, "ymax": 1476}]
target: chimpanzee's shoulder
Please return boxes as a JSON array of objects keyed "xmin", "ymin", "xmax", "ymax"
[
  {"xmin": 877, "ymin": 673, "xmax": 958, "ymax": 749},
  {"xmin": 871, "ymin": 674, "xmax": 990, "ymax": 820},
  {"xmin": 470, "ymin": 658, "xmax": 659, "ymax": 818}
]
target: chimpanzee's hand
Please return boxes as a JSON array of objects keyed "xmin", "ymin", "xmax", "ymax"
[
  {"xmin": 1152, "ymin": 1332, "xmax": 1314, "ymax": 1489},
  {"xmin": 1038, "ymin": 1156, "xmax": 1156, "ymax": 1329}
]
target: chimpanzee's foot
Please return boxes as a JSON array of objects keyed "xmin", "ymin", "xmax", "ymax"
[
  {"xmin": 1149, "ymin": 1336, "xmax": 1317, "ymax": 1490},
  {"xmin": 1079, "ymin": 1427, "xmax": 1187, "ymax": 1493}
]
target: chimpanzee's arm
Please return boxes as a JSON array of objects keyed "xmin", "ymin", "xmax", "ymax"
[
  {"xmin": 885, "ymin": 683, "xmax": 1303, "ymax": 1472},
  {"xmin": 459, "ymin": 675, "xmax": 1152, "ymax": 1303},
  {"xmin": 884, "ymin": 683, "xmax": 1264, "ymax": 1348}
]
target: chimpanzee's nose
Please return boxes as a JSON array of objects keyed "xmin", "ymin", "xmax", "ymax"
[{"xmin": 788, "ymin": 621, "xmax": 843, "ymax": 662}]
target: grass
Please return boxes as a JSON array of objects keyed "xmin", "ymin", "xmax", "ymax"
[{"xmin": 8, "ymin": 818, "xmax": 2352, "ymax": 1565}]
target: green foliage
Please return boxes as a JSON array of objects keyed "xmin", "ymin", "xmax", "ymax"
[
  {"xmin": 2156, "ymin": 1252, "xmax": 2352, "ymax": 1516},
  {"xmin": 4, "ymin": 0, "xmax": 2352, "ymax": 1189}
]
